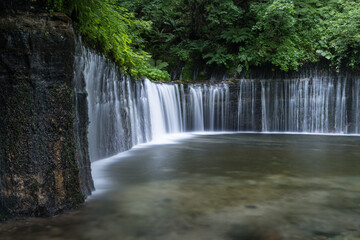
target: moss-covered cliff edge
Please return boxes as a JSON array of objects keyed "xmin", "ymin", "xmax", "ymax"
[{"xmin": 0, "ymin": 11, "xmax": 94, "ymax": 218}]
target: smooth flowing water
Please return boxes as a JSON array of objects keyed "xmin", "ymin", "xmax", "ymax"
[
  {"xmin": 82, "ymin": 48, "xmax": 360, "ymax": 161},
  {"xmin": 83, "ymin": 48, "xmax": 234, "ymax": 161},
  {"xmin": 1, "ymin": 133, "xmax": 360, "ymax": 240}
]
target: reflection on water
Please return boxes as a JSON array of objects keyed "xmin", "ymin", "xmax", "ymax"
[{"xmin": 1, "ymin": 133, "xmax": 360, "ymax": 240}]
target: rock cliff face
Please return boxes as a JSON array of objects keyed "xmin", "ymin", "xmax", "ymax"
[{"xmin": 0, "ymin": 12, "xmax": 93, "ymax": 218}]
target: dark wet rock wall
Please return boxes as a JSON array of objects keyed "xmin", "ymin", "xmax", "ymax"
[{"xmin": 0, "ymin": 13, "xmax": 93, "ymax": 218}]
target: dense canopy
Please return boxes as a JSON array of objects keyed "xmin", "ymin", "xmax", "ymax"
[{"xmin": 49, "ymin": 0, "xmax": 360, "ymax": 80}]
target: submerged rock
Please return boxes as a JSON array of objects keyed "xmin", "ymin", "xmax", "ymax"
[{"xmin": 227, "ymin": 224, "xmax": 281, "ymax": 240}]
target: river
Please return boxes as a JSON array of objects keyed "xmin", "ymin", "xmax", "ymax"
[{"xmin": 1, "ymin": 133, "xmax": 360, "ymax": 240}]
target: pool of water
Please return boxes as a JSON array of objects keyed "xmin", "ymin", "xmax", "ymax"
[{"xmin": 1, "ymin": 133, "xmax": 360, "ymax": 240}]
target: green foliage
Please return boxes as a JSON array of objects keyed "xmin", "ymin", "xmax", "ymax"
[
  {"xmin": 47, "ymin": 0, "xmax": 169, "ymax": 81},
  {"xmin": 316, "ymin": 0, "xmax": 360, "ymax": 70},
  {"xmin": 120, "ymin": 0, "xmax": 250, "ymax": 79},
  {"xmin": 49, "ymin": 0, "xmax": 360, "ymax": 80},
  {"xmin": 245, "ymin": 0, "xmax": 320, "ymax": 71},
  {"xmin": 182, "ymin": 63, "xmax": 194, "ymax": 81}
]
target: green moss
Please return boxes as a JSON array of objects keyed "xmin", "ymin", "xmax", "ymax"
[
  {"xmin": 226, "ymin": 65, "xmax": 236, "ymax": 77},
  {"xmin": 30, "ymin": 182, "xmax": 40, "ymax": 192},
  {"xmin": 46, "ymin": 166, "xmax": 55, "ymax": 176},
  {"xmin": 194, "ymin": 71, "xmax": 207, "ymax": 81},
  {"xmin": 14, "ymin": 161, "xmax": 21, "ymax": 170},
  {"xmin": 182, "ymin": 63, "xmax": 194, "ymax": 81},
  {"xmin": 60, "ymin": 121, "xmax": 85, "ymax": 207}
]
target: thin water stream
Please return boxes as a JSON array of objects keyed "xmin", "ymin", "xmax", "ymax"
[
  {"xmin": 1, "ymin": 133, "xmax": 360, "ymax": 240},
  {"xmin": 82, "ymin": 48, "xmax": 360, "ymax": 162}
]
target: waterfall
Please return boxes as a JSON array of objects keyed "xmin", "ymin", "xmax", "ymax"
[
  {"xmin": 237, "ymin": 80, "xmax": 259, "ymax": 131},
  {"xmin": 243, "ymin": 77, "xmax": 359, "ymax": 134},
  {"xmin": 187, "ymin": 86, "xmax": 204, "ymax": 131},
  {"xmin": 203, "ymin": 84, "xmax": 230, "ymax": 130},
  {"xmin": 82, "ymin": 49, "xmax": 232, "ymax": 161},
  {"xmin": 80, "ymin": 48, "xmax": 360, "ymax": 161},
  {"xmin": 354, "ymin": 79, "xmax": 360, "ymax": 133},
  {"xmin": 145, "ymin": 79, "xmax": 184, "ymax": 138},
  {"xmin": 84, "ymin": 51, "xmax": 130, "ymax": 160}
]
